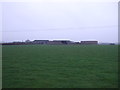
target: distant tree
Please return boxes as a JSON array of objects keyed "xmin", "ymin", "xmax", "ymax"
[
  {"xmin": 25, "ymin": 39, "xmax": 31, "ymax": 43},
  {"xmin": 109, "ymin": 43, "xmax": 115, "ymax": 45}
]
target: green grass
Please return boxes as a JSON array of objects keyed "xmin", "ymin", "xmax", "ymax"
[{"xmin": 2, "ymin": 45, "xmax": 118, "ymax": 88}]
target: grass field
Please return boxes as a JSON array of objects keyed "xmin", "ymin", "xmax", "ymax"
[{"xmin": 2, "ymin": 45, "xmax": 118, "ymax": 88}]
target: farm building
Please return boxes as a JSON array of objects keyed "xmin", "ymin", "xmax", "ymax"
[
  {"xmin": 47, "ymin": 40, "xmax": 72, "ymax": 45},
  {"xmin": 33, "ymin": 40, "xmax": 49, "ymax": 44},
  {"xmin": 32, "ymin": 40, "xmax": 72, "ymax": 45},
  {"xmin": 80, "ymin": 41, "xmax": 98, "ymax": 45}
]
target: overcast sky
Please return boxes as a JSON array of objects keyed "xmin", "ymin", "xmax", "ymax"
[{"xmin": 0, "ymin": 0, "xmax": 118, "ymax": 43}]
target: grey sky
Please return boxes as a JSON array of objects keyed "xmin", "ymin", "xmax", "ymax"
[{"xmin": 1, "ymin": 1, "xmax": 118, "ymax": 43}]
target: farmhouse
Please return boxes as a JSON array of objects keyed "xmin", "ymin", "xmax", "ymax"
[{"xmin": 80, "ymin": 41, "xmax": 98, "ymax": 45}]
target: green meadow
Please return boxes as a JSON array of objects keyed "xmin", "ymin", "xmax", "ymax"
[{"xmin": 2, "ymin": 45, "xmax": 118, "ymax": 88}]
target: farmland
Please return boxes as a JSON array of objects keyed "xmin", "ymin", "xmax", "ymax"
[{"xmin": 2, "ymin": 45, "xmax": 118, "ymax": 88}]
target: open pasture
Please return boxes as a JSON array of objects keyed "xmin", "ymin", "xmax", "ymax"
[{"xmin": 2, "ymin": 45, "xmax": 118, "ymax": 88}]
